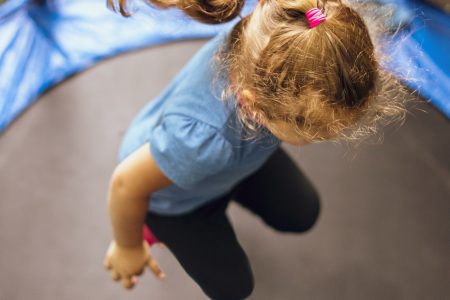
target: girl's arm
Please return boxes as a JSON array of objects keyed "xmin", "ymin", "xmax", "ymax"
[
  {"xmin": 108, "ymin": 142, "xmax": 172, "ymax": 247},
  {"xmin": 104, "ymin": 143, "xmax": 172, "ymax": 289}
]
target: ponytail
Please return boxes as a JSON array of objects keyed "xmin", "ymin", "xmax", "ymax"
[{"xmin": 108, "ymin": 0, "xmax": 245, "ymax": 24}]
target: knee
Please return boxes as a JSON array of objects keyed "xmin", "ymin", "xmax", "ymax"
[{"xmin": 270, "ymin": 192, "xmax": 321, "ymax": 234}]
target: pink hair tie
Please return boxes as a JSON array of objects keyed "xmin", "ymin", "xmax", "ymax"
[{"xmin": 305, "ymin": 8, "xmax": 327, "ymax": 28}]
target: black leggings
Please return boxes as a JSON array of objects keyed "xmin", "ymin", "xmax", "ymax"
[{"xmin": 145, "ymin": 148, "xmax": 321, "ymax": 300}]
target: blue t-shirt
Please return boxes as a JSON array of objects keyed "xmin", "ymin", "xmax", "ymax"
[{"xmin": 118, "ymin": 30, "xmax": 280, "ymax": 215}]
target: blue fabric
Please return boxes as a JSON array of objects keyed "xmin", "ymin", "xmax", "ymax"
[
  {"xmin": 118, "ymin": 32, "xmax": 280, "ymax": 216},
  {"xmin": 0, "ymin": 0, "xmax": 258, "ymax": 133},
  {"xmin": 387, "ymin": 0, "xmax": 450, "ymax": 117}
]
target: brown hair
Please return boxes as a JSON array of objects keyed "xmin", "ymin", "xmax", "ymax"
[
  {"xmin": 107, "ymin": 0, "xmax": 244, "ymax": 23},
  {"xmin": 110, "ymin": 0, "xmax": 407, "ymax": 143}
]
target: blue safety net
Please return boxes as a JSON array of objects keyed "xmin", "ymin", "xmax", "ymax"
[
  {"xmin": 388, "ymin": 0, "xmax": 450, "ymax": 118},
  {"xmin": 0, "ymin": 0, "xmax": 449, "ymax": 133},
  {"xmin": 0, "ymin": 0, "xmax": 254, "ymax": 132}
]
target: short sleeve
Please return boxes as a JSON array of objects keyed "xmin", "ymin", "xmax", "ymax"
[{"xmin": 149, "ymin": 114, "xmax": 234, "ymax": 190}]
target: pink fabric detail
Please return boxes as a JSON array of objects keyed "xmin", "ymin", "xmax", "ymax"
[
  {"xmin": 305, "ymin": 8, "xmax": 326, "ymax": 28},
  {"xmin": 143, "ymin": 224, "xmax": 159, "ymax": 246}
]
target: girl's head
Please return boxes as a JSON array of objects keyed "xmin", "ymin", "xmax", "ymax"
[
  {"xmin": 228, "ymin": 0, "xmax": 380, "ymax": 144},
  {"xmin": 111, "ymin": 0, "xmax": 406, "ymax": 144}
]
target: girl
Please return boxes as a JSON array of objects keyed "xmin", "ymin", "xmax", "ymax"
[{"xmin": 103, "ymin": 0, "xmax": 405, "ymax": 299}]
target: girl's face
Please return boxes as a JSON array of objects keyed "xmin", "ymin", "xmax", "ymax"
[
  {"xmin": 237, "ymin": 89, "xmax": 312, "ymax": 146},
  {"xmin": 264, "ymin": 120, "xmax": 311, "ymax": 146}
]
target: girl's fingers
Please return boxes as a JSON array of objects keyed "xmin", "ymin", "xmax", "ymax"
[
  {"xmin": 148, "ymin": 257, "xmax": 165, "ymax": 279},
  {"xmin": 122, "ymin": 276, "xmax": 135, "ymax": 289},
  {"xmin": 111, "ymin": 270, "xmax": 121, "ymax": 281},
  {"xmin": 135, "ymin": 268, "xmax": 144, "ymax": 276},
  {"xmin": 103, "ymin": 257, "xmax": 112, "ymax": 270}
]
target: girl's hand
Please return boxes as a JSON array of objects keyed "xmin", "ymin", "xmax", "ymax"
[{"xmin": 103, "ymin": 240, "xmax": 165, "ymax": 289}]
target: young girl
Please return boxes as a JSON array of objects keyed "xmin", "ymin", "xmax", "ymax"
[{"xmin": 103, "ymin": 0, "xmax": 405, "ymax": 298}]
